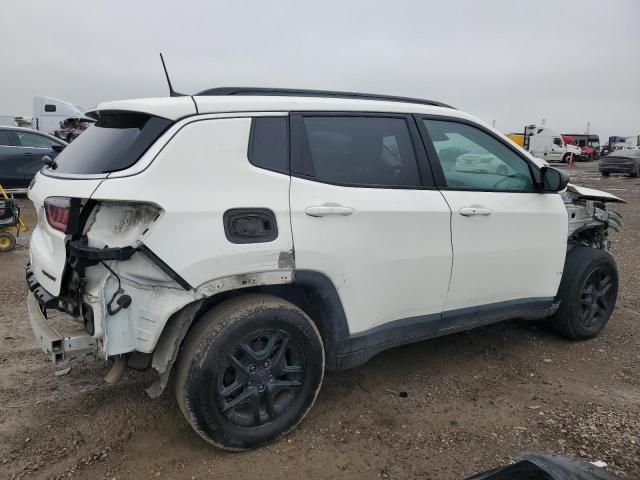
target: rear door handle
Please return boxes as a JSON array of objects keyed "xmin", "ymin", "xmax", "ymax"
[
  {"xmin": 305, "ymin": 205, "xmax": 354, "ymax": 217},
  {"xmin": 459, "ymin": 206, "xmax": 493, "ymax": 217}
]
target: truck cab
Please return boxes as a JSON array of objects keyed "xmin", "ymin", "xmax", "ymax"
[
  {"xmin": 32, "ymin": 96, "xmax": 93, "ymax": 137},
  {"xmin": 524, "ymin": 124, "xmax": 579, "ymax": 163}
]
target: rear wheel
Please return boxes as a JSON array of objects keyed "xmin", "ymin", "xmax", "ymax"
[
  {"xmin": 550, "ymin": 247, "xmax": 618, "ymax": 340},
  {"xmin": 0, "ymin": 232, "xmax": 16, "ymax": 252},
  {"xmin": 175, "ymin": 294, "xmax": 324, "ymax": 450},
  {"xmin": 630, "ymin": 166, "xmax": 639, "ymax": 178},
  {"xmin": 600, "ymin": 171, "xmax": 610, "ymax": 177}
]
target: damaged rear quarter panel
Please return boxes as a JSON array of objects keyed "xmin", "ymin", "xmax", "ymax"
[
  {"xmin": 82, "ymin": 116, "xmax": 294, "ymax": 357},
  {"xmin": 90, "ymin": 117, "xmax": 294, "ymax": 289}
]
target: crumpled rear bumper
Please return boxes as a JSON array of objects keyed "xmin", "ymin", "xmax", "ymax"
[{"xmin": 27, "ymin": 291, "xmax": 96, "ymax": 364}]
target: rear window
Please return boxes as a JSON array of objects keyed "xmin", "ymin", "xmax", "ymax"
[
  {"xmin": 0, "ymin": 131, "xmax": 13, "ymax": 146},
  {"xmin": 249, "ymin": 117, "xmax": 289, "ymax": 173},
  {"xmin": 48, "ymin": 112, "xmax": 172, "ymax": 175},
  {"xmin": 610, "ymin": 149, "xmax": 640, "ymax": 158}
]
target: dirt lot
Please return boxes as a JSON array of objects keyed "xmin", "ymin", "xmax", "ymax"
[{"xmin": 1, "ymin": 161, "xmax": 639, "ymax": 480}]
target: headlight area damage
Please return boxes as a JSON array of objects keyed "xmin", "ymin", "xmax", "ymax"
[
  {"xmin": 562, "ymin": 184, "xmax": 624, "ymax": 249},
  {"xmin": 27, "ymin": 201, "xmax": 201, "ymax": 393}
]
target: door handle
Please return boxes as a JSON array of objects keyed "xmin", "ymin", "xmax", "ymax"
[
  {"xmin": 23, "ymin": 152, "xmax": 33, "ymax": 156},
  {"xmin": 305, "ymin": 205, "xmax": 354, "ymax": 217},
  {"xmin": 459, "ymin": 207, "xmax": 493, "ymax": 217}
]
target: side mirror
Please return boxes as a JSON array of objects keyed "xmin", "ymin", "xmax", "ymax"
[
  {"xmin": 42, "ymin": 155, "xmax": 57, "ymax": 170},
  {"xmin": 51, "ymin": 144, "xmax": 65, "ymax": 153},
  {"xmin": 540, "ymin": 166, "xmax": 569, "ymax": 192}
]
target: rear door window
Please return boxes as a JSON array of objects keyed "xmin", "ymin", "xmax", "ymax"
[
  {"xmin": 15, "ymin": 131, "xmax": 61, "ymax": 149},
  {"xmin": 296, "ymin": 115, "xmax": 421, "ymax": 187},
  {"xmin": 48, "ymin": 112, "xmax": 172, "ymax": 175},
  {"xmin": 0, "ymin": 131, "xmax": 14, "ymax": 147}
]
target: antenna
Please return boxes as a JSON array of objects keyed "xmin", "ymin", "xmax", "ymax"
[{"xmin": 159, "ymin": 53, "xmax": 185, "ymax": 97}]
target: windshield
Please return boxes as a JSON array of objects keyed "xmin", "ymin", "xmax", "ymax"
[
  {"xmin": 609, "ymin": 149, "xmax": 640, "ymax": 158},
  {"xmin": 47, "ymin": 112, "xmax": 172, "ymax": 175}
]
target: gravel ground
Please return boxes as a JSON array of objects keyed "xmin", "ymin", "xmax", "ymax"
[{"xmin": 1, "ymin": 161, "xmax": 639, "ymax": 479}]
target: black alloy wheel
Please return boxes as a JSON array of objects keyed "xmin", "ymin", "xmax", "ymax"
[
  {"xmin": 216, "ymin": 329, "xmax": 306, "ymax": 428},
  {"xmin": 577, "ymin": 266, "xmax": 616, "ymax": 330}
]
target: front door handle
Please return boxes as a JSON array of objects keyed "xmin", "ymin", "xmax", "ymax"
[
  {"xmin": 305, "ymin": 205, "xmax": 355, "ymax": 217},
  {"xmin": 23, "ymin": 152, "xmax": 33, "ymax": 156},
  {"xmin": 459, "ymin": 206, "xmax": 493, "ymax": 217}
]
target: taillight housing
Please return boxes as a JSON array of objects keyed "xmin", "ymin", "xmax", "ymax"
[{"xmin": 44, "ymin": 197, "xmax": 80, "ymax": 234}]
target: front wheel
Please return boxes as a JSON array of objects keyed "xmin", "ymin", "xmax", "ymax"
[
  {"xmin": 175, "ymin": 294, "xmax": 324, "ymax": 450},
  {"xmin": 600, "ymin": 171, "xmax": 610, "ymax": 177},
  {"xmin": 550, "ymin": 247, "xmax": 618, "ymax": 340}
]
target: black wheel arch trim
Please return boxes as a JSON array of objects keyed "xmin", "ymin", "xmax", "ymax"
[{"xmin": 149, "ymin": 270, "xmax": 559, "ymax": 396}]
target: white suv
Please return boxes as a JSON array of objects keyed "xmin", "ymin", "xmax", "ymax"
[{"xmin": 26, "ymin": 88, "xmax": 623, "ymax": 450}]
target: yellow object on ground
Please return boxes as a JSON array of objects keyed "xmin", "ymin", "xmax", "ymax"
[{"xmin": 0, "ymin": 183, "xmax": 28, "ymax": 233}]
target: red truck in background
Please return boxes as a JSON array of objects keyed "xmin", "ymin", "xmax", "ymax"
[{"xmin": 563, "ymin": 134, "xmax": 600, "ymax": 161}]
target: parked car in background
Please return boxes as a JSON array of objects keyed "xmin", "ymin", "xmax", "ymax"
[
  {"xmin": 599, "ymin": 149, "xmax": 640, "ymax": 177},
  {"xmin": 0, "ymin": 126, "xmax": 66, "ymax": 190}
]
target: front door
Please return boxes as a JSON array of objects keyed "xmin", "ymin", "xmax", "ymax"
[
  {"xmin": 417, "ymin": 117, "xmax": 568, "ymax": 325},
  {"xmin": 289, "ymin": 113, "xmax": 453, "ymax": 336}
]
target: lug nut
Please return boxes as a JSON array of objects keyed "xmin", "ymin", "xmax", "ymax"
[
  {"xmin": 258, "ymin": 384, "xmax": 265, "ymax": 392},
  {"xmin": 249, "ymin": 365, "xmax": 257, "ymax": 373},
  {"xmin": 263, "ymin": 361, "xmax": 270, "ymax": 368}
]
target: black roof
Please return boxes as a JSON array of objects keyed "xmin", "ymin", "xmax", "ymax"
[{"xmin": 195, "ymin": 87, "xmax": 454, "ymax": 109}]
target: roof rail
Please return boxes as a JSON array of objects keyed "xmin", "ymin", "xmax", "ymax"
[{"xmin": 195, "ymin": 87, "xmax": 455, "ymax": 109}]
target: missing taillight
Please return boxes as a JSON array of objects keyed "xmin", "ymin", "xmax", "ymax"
[{"xmin": 44, "ymin": 197, "xmax": 80, "ymax": 234}]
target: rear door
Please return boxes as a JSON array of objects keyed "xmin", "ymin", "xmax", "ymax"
[
  {"xmin": 289, "ymin": 113, "xmax": 453, "ymax": 335},
  {"xmin": 0, "ymin": 130, "xmax": 25, "ymax": 188},
  {"xmin": 417, "ymin": 116, "xmax": 567, "ymax": 327}
]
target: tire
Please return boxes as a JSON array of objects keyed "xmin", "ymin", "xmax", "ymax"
[
  {"xmin": 175, "ymin": 294, "xmax": 325, "ymax": 450},
  {"xmin": 0, "ymin": 232, "xmax": 16, "ymax": 252},
  {"xmin": 600, "ymin": 171, "xmax": 610, "ymax": 177},
  {"xmin": 630, "ymin": 167, "xmax": 639, "ymax": 178},
  {"xmin": 550, "ymin": 247, "xmax": 618, "ymax": 340},
  {"xmin": 562, "ymin": 153, "xmax": 570, "ymax": 164}
]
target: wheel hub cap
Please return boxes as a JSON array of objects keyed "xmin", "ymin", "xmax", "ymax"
[
  {"xmin": 579, "ymin": 266, "xmax": 615, "ymax": 327},
  {"xmin": 215, "ymin": 329, "xmax": 305, "ymax": 428}
]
